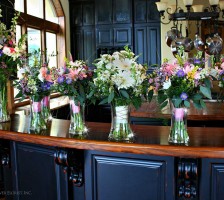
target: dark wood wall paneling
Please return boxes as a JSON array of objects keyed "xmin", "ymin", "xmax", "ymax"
[{"xmin": 69, "ymin": 0, "xmax": 161, "ymax": 69}]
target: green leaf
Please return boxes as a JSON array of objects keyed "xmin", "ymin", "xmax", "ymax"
[
  {"xmin": 120, "ymin": 89, "xmax": 129, "ymax": 99},
  {"xmin": 192, "ymin": 93, "xmax": 203, "ymax": 100},
  {"xmin": 160, "ymin": 100, "xmax": 168, "ymax": 110},
  {"xmin": 193, "ymin": 101, "xmax": 202, "ymax": 109},
  {"xmin": 157, "ymin": 94, "xmax": 167, "ymax": 104},
  {"xmin": 200, "ymin": 86, "xmax": 212, "ymax": 99},
  {"xmin": 108, "ymin": 91, "xmax": 115, "ymax": 103},
  {"xmin": 147, "ymin": 90, "xmax": 154, "ymax": 102},
  {"xmin": 172, "ymin": 98, "xmax": 182, "ymax": 108},
  {"xmin": 200, "ymin": 99, "xmax": 206, "ymax": 108},
  {"xmin": 99, "ymin": 97, "xmax": 108, "ymax": 105},
  {"xmin": 204, "ymin": 78, "xmax": 211, "ymax": 88},
  {"xmin": 184, "ymin": 100, "xmax": 190, "ymax": 108},
  {"xmin": 79, "ymin": 84, "xmax": 85, "ymax": 99}
]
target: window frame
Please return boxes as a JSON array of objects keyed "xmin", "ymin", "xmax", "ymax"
[{"xmin": 11, "ymin": 0, "xmax": 66, "ymax": 111}]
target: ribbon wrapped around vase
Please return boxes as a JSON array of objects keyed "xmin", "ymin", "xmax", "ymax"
[
  {"xmin": 169, "ymin": 101, "xmax": 189, "ymax": 144},
  {"xmin": 29, "ymin": 96, "xmax": 47, "ymax": 133},
  {"xmin": 109, "ymin": 102, "xmax": 134, "ymax": 141},
  {"xmin": 41, "ymin": 95, "xmax": 52, "ymax": 122}
]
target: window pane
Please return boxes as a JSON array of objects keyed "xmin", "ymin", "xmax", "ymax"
[
  {"xmin": 15, "ymin": 0, "xmax": 24, "ymax": 12},
  {"xmin": 27, "ymin": 28, "xmax": 41, "ymax": 53},
  {"xmin": 16, "ymin": 25, "xmax": 22, "ymax": 44},
  {"xmin": 45, "ymin": 0, "xmax": 58, "ymax": 23},
  {"xmin": 46, "ymin": 32, "xmax": 57, "ymax": 67},
  {"xmin": 27, "ymin": 0, "xmax": 43, "ymax": 18}
]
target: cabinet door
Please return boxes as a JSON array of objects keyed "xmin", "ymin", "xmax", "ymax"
[
  {"xmin": 83, "ymin": 2, "xmax": 95, "ymax": 26},
  {"xmin": 95, "ymin": 0, "xmax": 113, "ymax": 24},
  {"xmin": 134, "ymin": 26, "xmax": 147, "ymax": 65},
  {"xmin": 71, "ymin": 29, "xmax": 84, "ymax": 60},
  {"xmin": 113, "ymin": 0, "xmax": 132, "ymax": 24},
  {"xmin": 114, "ymin": 27, "xmax": 132, "ymax": 46},
  {"xmin": 201, "ymin": 158, "xmax": 224, "ymax": 200},
  {"xmin": 134, "ymin": 0, "xmax": 147, "ymax": 23},
  {"xmin": 85, "ymin": 150, "xmax": 174, "ymax": 200},
  {"xmin": 10, "ymin": 142, "xmax": 69, "ymax": 200},
  {"xmin": 70, "ymin": 3, "xmax": 83, "ymax": 26},
  {"xmin": 96, "ymin": 27, "xmax": 113, "ymax": 46},
  {"xmin": 83, "ymin": 27, "xmax": 96, "ymax": 66},
  {"xmin": 147, "ymin": 0, "xmax": 160, "ymax": 22},
  {"xmin": 147, "ymin": 25, "xmax": 161, "ymax": 66}
]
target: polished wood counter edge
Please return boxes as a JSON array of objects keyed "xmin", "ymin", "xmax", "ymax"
[{"xmin": 1, "ymin": 118, "xmax": 224, "ymax": 159}]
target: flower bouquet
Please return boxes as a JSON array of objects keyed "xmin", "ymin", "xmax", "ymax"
[
  {"xmin": 210, "ymin": 55, "xmax": 224, "ymax": 101},
  {"xmin": 15, "ymin": 50, "xmax": 53, "ymax": 133},
  {"xmin": 52, "ymin": 56, "xmax": 92, "ymax": 136},
  {"xmin": 148, "ymin": 46, "xmax": 212, "ymax": 144},
  {"xmin": 0, "ymin": 8, "xmax": 26, "ymax": 122},
  {"xmin": 93, "ymin": 46, "xmax": 149, "ymax": 141}
]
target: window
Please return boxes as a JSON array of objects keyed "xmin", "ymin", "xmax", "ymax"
[{"xmin": 12, "ymin": 0, "xmax": 66, "ymax": 109}]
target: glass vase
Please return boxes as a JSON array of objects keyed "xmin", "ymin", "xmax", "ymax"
[
  {"xmin": 169, "ymin": 102, "xmax": 189, "ymax": 144},
  {"xmin": 109, "ymin": 103, "xmax": 134, "ymax": 141},
  {"xmin": 30, "ymin": 96, "xmax": 47, "ymax": 133},
  {"xmin": 69, "ymin": 96, "xmax": 88, "ymax": 135},
  {"xmin": 0, "ymin": 81, "xmax": 10, "ymax": 123},
  {"xmin": 41, "ymin": 95, "xmax": 52, "ymax": 122}
]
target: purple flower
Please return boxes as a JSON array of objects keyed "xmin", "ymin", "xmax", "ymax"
[
  {"xmin": 176, "ymin": 70, "xmax": 185, "ymax": 77},
  {"xmin": 66, "ymin": 78, "xmax": 72, "ymax": 84},
  {"xmin": 194, "ymin": 58, "xmax": 201, "ymax": 65},
  {"xmin": 180, "ymin": 92, "xmax": 188, "ymax": 100},
  {"xmin": 57, "ymin": 76, "xmax": 65, "ymax": 83}
]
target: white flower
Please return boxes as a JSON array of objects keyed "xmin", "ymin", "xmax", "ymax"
[
  {"xmin": 163, "ymin": 79, "xmax": 171, "ymax": 89},
  {"xmin": 113, "ymin": 58, "xmax": 133, "ymax": 71},
  {"xmin": 112, "ymin": 70, "xmax": 135, "ymax": 89},
  {"xmin": 58, "ymin": 66, "xmax": 66, "ymax": 76},
  {"xmin": 2, "ymin": 46, "xmax": 12, "ymax": 56}
]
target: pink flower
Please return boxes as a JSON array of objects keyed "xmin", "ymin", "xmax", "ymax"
[
  {"xmin": 183, "ymin": 64, "xmax": 194, "ymax": 74},
  {"xmin": 39, "ymin": 67, "xmax": 52, "ymax": 82},
  {"xmin": 221, "ymin": 62, "xmax": 224, "ymax": 69},
  {"xmin": 67, "ymin": 69, "xmax": 79, "ymax": 80}
]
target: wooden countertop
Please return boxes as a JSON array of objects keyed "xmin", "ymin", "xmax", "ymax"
[
  {"xmin": 131, "ymin": 100, "xmax": 224, "ymax": 121},
  {"xmin": 1, "ymin": 115, "xmax": 224, "ymax": 159}
]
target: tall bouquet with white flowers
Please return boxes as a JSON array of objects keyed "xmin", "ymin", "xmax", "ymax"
[
  {"xmin": 93, "ymin": 46, "xmax": 149, "ymax": 141},
  {"xmin": 93, "ymin": 46, "xmax": 149, "ymax": 108}
]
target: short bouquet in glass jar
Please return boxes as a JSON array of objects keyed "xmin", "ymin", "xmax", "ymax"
[
  {"xmin": 0, "ymin": 8, "xmax": 27, "ymax": 122},
  {"xmin": 148, "ymin": 47, "xmax": 212, "ymax": 144},
  {"xmin": 93, "ymin": 46, "xmax": 149, "ymax": 141},
  {"xmin": 15, "ymin": 51, "xmax": 53, "ymax": 133},
  {"xmin": 52, "ymin": 56, "xmax": 93, "ymax": 136}
]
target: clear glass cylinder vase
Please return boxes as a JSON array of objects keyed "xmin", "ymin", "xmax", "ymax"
[
  {"xmin": 169, "ymin": 103, "xmax": 189, "ymax": 144},
  {"xmin": 109, "ymin": 103, "xmax": 134, "ymax": 141},
  {"xmin": 0, "ymin": 81, "xmax": 10, "ymax": 123},
  {"xmin": 41, "ymin": 95, "xmax": 52, "ymax": 122},
  {"xmin": 30, "ymin": 96, "xmax": 47, "ymax": 133},
  {"xmin": 69, "ymin": 96, "xmax": 87, "ymax": 135}
]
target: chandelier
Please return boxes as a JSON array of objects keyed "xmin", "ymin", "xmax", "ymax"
[{"xmin": 156, "ymin": 0, "xmax": 224, "ymax": 24}]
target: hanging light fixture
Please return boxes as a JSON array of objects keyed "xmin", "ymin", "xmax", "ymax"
[{"xmin": 155, "ymin": 0, "xmax": 224, "ymax": 24}]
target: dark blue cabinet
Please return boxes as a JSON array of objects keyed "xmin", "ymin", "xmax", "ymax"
[
  {"xmin": 200, "ymin": 158, "xmax": 224, "ymax": 200},
  {"xmin": 10, "ymin": 142, "xmax": 69, "ymax": 200},
  {"xmin": 85, "ymin": 150, "xmax": 175, "ymax": 200},
  {"xmin": 134, "ymin": 24, "xmax": 161, "ymax": 68}
]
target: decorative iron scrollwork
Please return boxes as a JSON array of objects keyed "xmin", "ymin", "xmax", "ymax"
[
  {"xmin": 54, "ymin": 149, "xmax": 83, "ymax": 187},
  {"xmin": 176, "ymin": 158, "xmax": 199, "ymax": 200}
]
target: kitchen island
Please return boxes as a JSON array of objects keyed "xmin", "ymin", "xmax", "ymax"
[{"xmin": 0, "ymin": 114, "xmax": 224, "ymax": 200}]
